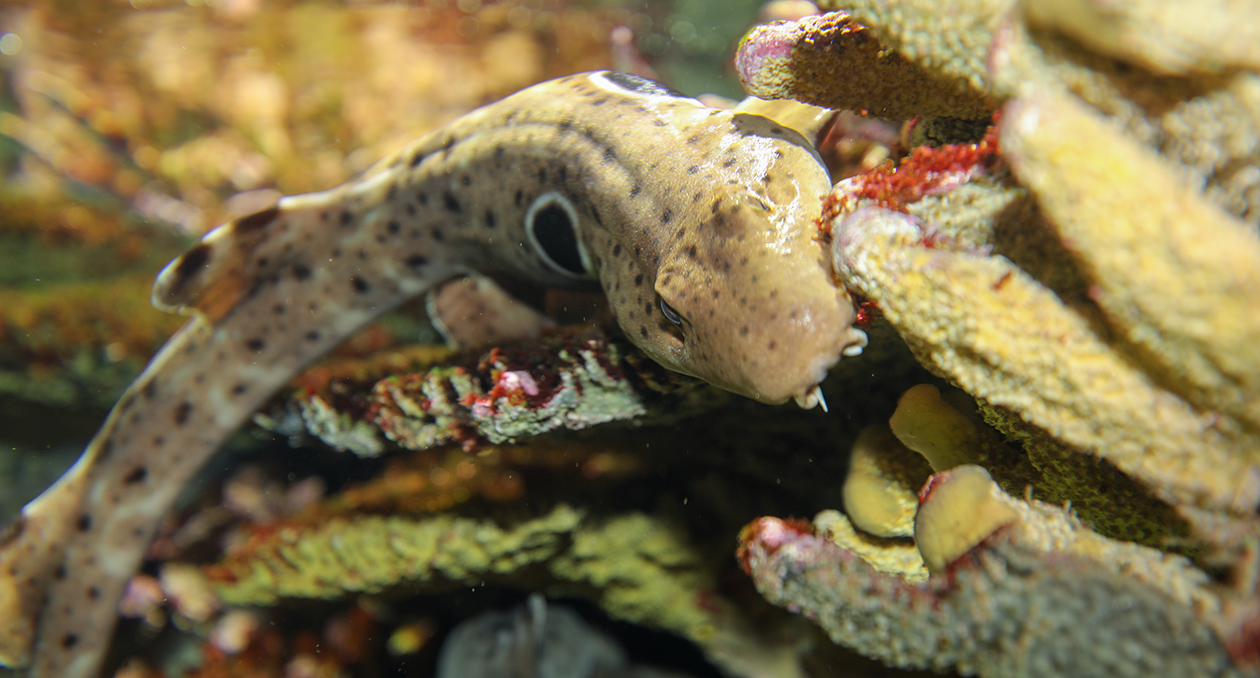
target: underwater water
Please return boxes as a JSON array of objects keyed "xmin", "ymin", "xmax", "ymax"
[{"xmin": 0, "ymin": 1, "xmax": 1257, "ymax": 677}]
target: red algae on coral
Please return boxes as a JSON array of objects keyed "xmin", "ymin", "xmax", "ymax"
[{"xmin": 819, "ymin": 126, "xmax": 999, "ymax": 229}]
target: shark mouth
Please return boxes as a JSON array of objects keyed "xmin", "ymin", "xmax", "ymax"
[
  {"xmin": 794, "ymin": 384, "xmax": 828, "ymax": 412},
  {"xmin": 790, "ymin": 326, "xmax": 869, "ymax": 412}
]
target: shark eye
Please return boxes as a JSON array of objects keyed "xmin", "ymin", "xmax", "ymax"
[
  {"xmin": 525, "ymin": 192, "xmax": 592, "ymax": 278},
  {"xmin": 659, "ymin": 298, "xmax": 683, "ymax": 326}
]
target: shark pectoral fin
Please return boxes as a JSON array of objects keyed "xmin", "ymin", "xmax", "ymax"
[
  {"xmin": 426, "ymin": 275, "xmax": 553, "ymax": 349},
  {"xmin": 151, "ymin": 204, "xmax": 284, "ymax": 322}
]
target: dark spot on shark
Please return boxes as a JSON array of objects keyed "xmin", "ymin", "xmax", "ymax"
[
  {"xmin": 406, "ymin": 254, "xmax": 428, "ymax": 268},
  {"xmin": 245, "ymin": 338, "xmax": 265, "ymax": 352},
  {"xmin": 76, "ymin": 514, "xmax": 91, "ymax": 532},
  {"xmin": 351, "ymin": 276, "xmax": 370, "ymax": 294},
  {"xmin": 339, "ymin": 210, "xmax": 353, "ymax": 226},
  {"xmin": 123, "ymin": 466, "xmax": 148, "ymax": 485},
  {"xmin": 175, "ymin": 401, "xmax": 192, "ymax": 425}
]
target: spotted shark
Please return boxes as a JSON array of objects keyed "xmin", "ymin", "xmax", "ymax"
[{"xmin": 0, "ymin": 71, "xmax": 866, "ymax": 677}]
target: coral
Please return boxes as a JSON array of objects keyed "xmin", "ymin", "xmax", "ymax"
[
  {"xmin": 814, "ymin": 0, "xmax": 1260, "ymax": 221},
  {"xmin": 742, "ymin": 459, "xmax": 1234, "ymax": 677},
  {"xmin": 202, "ymin": 503, "xmax": 805, "ymax": 678},
  {"xmin": 272, "ymin": 327, "xmax": 708, "ymax": 455},
  {"xmin": 735, "ymin": 11, "xmax": 996, "ymax": 119},
  {"xmin": 999, "ymin": 91, "xmax": 1260, "ymax": 442},
  {"xmin": 833, "ymin": 205, "xmax": 1249, "ymax": 528},
  {"xmin": 811, "ymin": 510, "xmax": 926, "ymax": 581},
  {"xmin": 1019, "ymin": 0, "xmax": 1260, "ymax": 76},
  {"xmin": 888, "ymin": 384, "xmax": 982, "ymax": 472},
  {"xmin": 840, "ymin": 424, "xmax": 929, "ymax": 538},
  {"xmin": 730, "ymin": 4, "xmax": 1260, "ymax": 666},
  {"xmin": 205, "ymin": 504, "xmax": 586, "ymax": 605},
  {"xmin": 912, "ymin": 465, "xmax": 1018, "ymax": 574},
  {"xmin": 739, "ymin": 509, "xmax": 1239, "ymax": 678}
]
